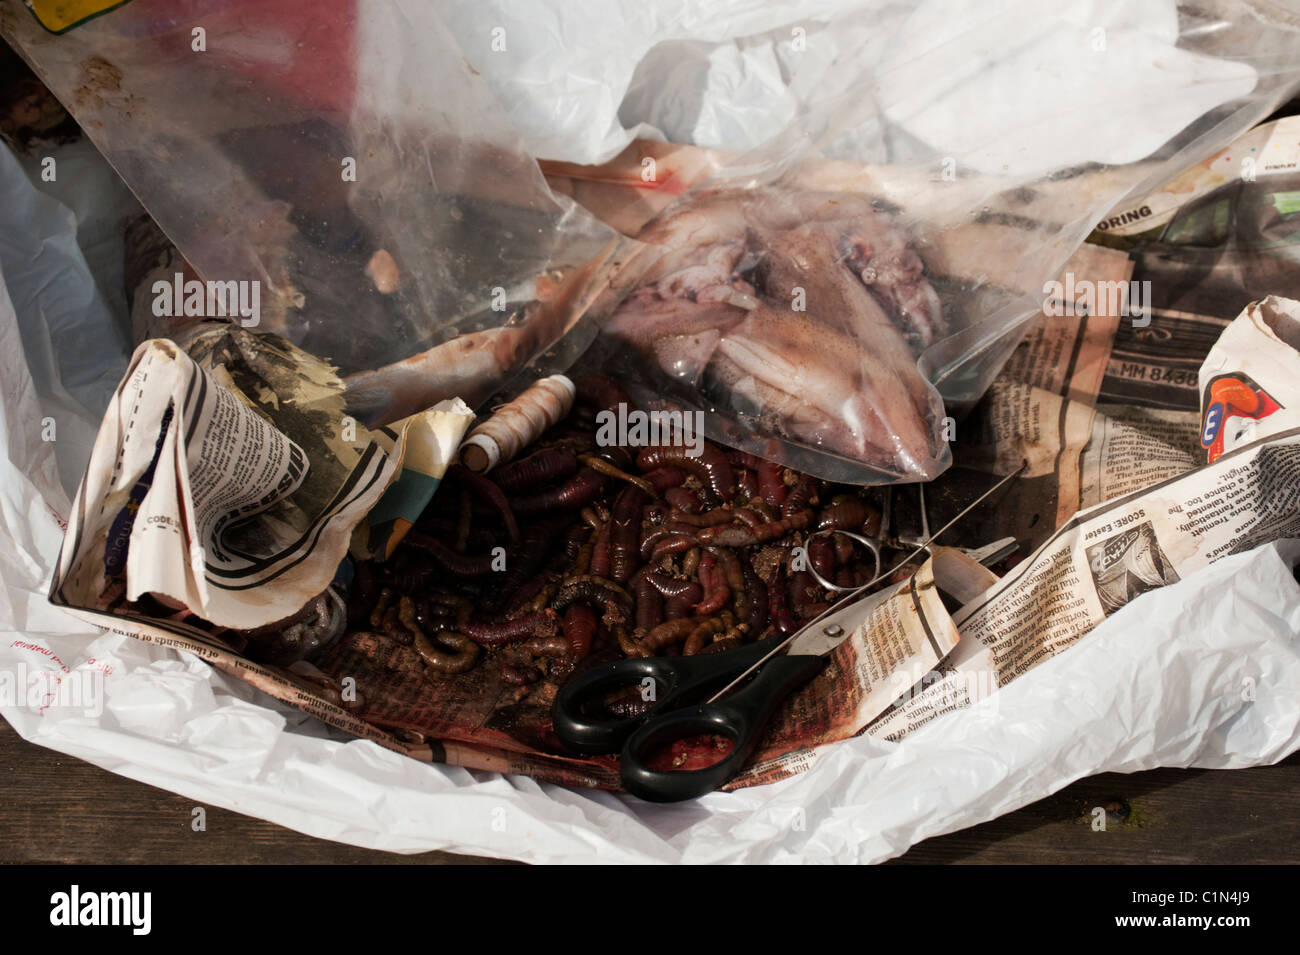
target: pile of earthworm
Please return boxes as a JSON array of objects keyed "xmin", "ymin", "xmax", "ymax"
[{"xmin": 341, "ymin": 376, "xmax": 884, "ymax": 697}]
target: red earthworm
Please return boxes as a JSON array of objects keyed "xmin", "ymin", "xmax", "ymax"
[
  {"xmin": 580, "ymin": 506, "xmax": 603, "ymax": 528},
  {"xmin": 650, "ymin": 532, "xmax": 698, "ymax": 562},
  {"xmin": 571, "ymin": 535, "xmax": 595, "ymax": 576},
  {"xmin": 642, "ymin": 466, "xmax": 687, "ymax": 491},
  {"xmin": 766, "ymin": 566, "xmax": 797, "ymax": 635},
  {"xmin": 492, "ymin": 447, "xmax": 578, "ymax": 493},
  {"xmin": 808, "ymin": 535, "xmax": 837, "ymax": 579},
  {"xmin": 631, "ymin": 569, "xmax": 664, "ymax": 635},
  {"xmin": 553, "ymin": 574, "xmax": 633, "ymax": 627},
  {"xmin": 511, "ymin": 467, "xmax": 606, "ymax": 514},
  {"xmin": 501, "ymin": 663, "xmax": 541, "ymax": 686},
  {"xmin": 454, "ymin": 487, "xmax": 472, "ymax": 552},
  {"xmin": 737, "ymin": 468, "xmax": 759, "ymax": 501},
  {"xmin": 526, "ymin": 634, "xmax": 572, "ymax": 657},
  {"xmin": 748, "ymin": 499, "xmax": 779, "ymax": 523},
  {"xmin": 783, "ymin": 476, "xmax": 820, "ymax": 517},
  {"xmin": 709, "ymin": 547, "xmax": 748, "ymax": 624},
  {"xmin": 732, "ymin": 506, "xmax": 765, "ymax": 530},
  {"xmin": 639, "ymin": 524, "xmax": 676, "ymax": 562},
  {"xmin": 635, "ymin": 444, "xmax": 736, "ymax": 503},
  {"xmin": 525, "ymin": 575, "xmax": 565, "ymax": 615},
  {"xmin": 404, "ymin": 530, "xmax": 497, "ymax": 577},
  {"xmin": 640, "ymin": 617, "xmax": 699, "ymax": 654},
  {"xmin": 664, "ymin": 486, "xmax": 702, "ymax": 513},
  {"xmin": 460, "ymin": 610, "xmax": 558, "ymax": 649},
  {"xmin": 573, "ymin": 374, "xmax": 635, "ymax": 415},
  {"xmin": 449, "ymin": 465, "xmax": 519, "ymax": 543},
  {"xmin": 697, "ymin": 508, "xmax": 814, "ymax": 546},
  {"xmin": 833, "ymin": 532, "xmax": 856, "ymax": 565},
  {"xmin": 589, "ymin": 521, "xmax": 612, "ymax": 579},
  {"xmin": 561, "ymin": 523, "xmax": 591, "ymax": 561},
  {"xmin": 817, "ymin": 495, "xmax": 872, "ymax": 532},
  {"xmin": 862, "ymin": 503, "xmax": 883, "ymax": 538},
  {"xmin": 683, "ymin": 612, "xmax": 734, "ymax": 656},
  {"xmin": 604, "ymin": 688, "xmax": 655, "ymax": 717},
  {"xmin": 757, "ymin": 459, "xmax": 788, "ymax": 508},
  {"xmin": 608, "ymin": 485, "xmax": 647, "ymax": 583},
  {"xmin": 681, "ymin": 546, "xmax": 702, "ymax": 579},
  {"xmin": 741, "ymin": 561, "xmax": 769, "ymax": 636},
  {"xmin": 669, "ymin": 506, "xmax": 735, "ymax": 527},
  {"xmin": 579, "ymin": 454, "xmax": 658, "ymax": 498},
  {"xmin": 789, "ymin": 570, "xmax": 823, "ymax": 620},
  {"xmin": 695, "ymin": 552, "xmax": 731, "ymax": 614},
  {"xmin": 664, "ymin": 583, "xmax": 703, "ymax": 619},
  {"xmin": 728, "ymin": 450, "xmax": 761, "ymax": 468}
]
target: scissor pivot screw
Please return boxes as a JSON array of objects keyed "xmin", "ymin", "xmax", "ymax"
[{"xmin": 823, "ymin": 624, "xmax": 843, "ymax": 637}]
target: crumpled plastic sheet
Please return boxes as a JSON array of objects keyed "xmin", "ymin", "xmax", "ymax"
[
  {"xmin": 441, "ymin": 0, "xmax": 1259, "ymax": 177},
  {"xmin": 4, "ymin": 226, "xmax": 1298, "ymax": 858}
]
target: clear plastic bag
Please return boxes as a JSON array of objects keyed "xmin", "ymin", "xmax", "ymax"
[
  {"xmin": 7, "ymin": 0, "xmax": 1300, "ymax": 483},
  {"xmin": 1, "ymin": 0, "xmax": 619, "ymax": 425},
  {"xmin": 533, "ymin": 0, "xmax": 1300, "ymax": 482}
]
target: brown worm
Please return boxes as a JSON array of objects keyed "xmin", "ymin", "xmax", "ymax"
[
  {"xmin": 710, "ymin": 547, "xmax": 749, "ymax": 625},
  {"xmin": 757, "ymin": 459, "xmax": 788, "ymax": 508},
  {"xmin": 579, "ymin": 455, "xmax": 658, "ymax": 499},
  {"xmin": 817, "ymin": 495, "xmax": 873, "ymax": 532},
  {"xmin": 608, "ymin": 485, "xmax": 647, "ymax": 583},
  {"xmin": 683, "ymin": 612, "xmax": 735, "ymax": 656},
  {"xmin": 649, "ymin": 532, "xmax": 698, "ymax": 562},
  {"xmin": 460, "ymin": 611, "xmax": 558, "ymax": 648},
  {"xmin": 589, "ymin": 521, "xmax": 612, "ymax": 579},
  {"xmin": 560, "ymin": 604, "xmax": 598, "ymax": 660},
  {"xmin": 404, "ymin": 531, "xmax": 498, "ymax": 577},
  {"xmin": 695, "ymin": 552, "xmax": 730, "ymax": 614},
  {"xmin": 640, "ymin": 617, "xmax": 699, "ymax": 654},
  {"xmin": 663, "ymin": 486, "xmax": 703, "ymax": 513},
  {"xmin": 414, "ymin": 631, "xmax": 482, "ymax": 674},
  {"xmin": 553, "ymin": 575, "xmax": 634, "ymax": 627},
  {"xmin": 493, "ymin": 447, "xmax": 578, "ymax": 493},
  {"xmin": 783, "ymin": 477, "xmax": 820, "ymax": 517},
  {"xmin": 642, "ymin": 466, "xmax": 688, "ymax": 491},
  {"xmin": 402, "ymin": 597, "xmax": 480, "ymax": 674},
  {"xmin": 449, "ymin": 465, "xmax": 519, "ymax": 543},
  {"xmin": 510, "ymin": 467, "xmax": 606, "ymax": 514},
  {"xmin": 697, "ymin": 508, "xmax": 814, "ymax": 546},
  {"xmin": 669, "ymin": 506, "xmax": 735, "ymax": 527},
  {"xmin": 635, "ymin": 444, "xmax": 736, "ymax": 503},
  {"xmin": 767, "ymin": 566, "xmax": 797, "ymax": 635}
]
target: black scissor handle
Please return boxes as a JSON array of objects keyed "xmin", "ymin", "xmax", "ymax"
[
  {"xmin": 620, "ymin": 652, "xmax": 826, "ymax": 802},
  {"xmin": 552, "ymin": 636, "xmax": 792, "ymax": 756}
]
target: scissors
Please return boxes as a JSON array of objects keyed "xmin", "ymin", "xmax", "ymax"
[{"xmin": 553, "ymin": 465, "xmax": 1026, "ymax": 802}]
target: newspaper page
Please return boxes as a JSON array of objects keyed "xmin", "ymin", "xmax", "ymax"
[
  {"xmin": 725, "ymin": 549, "xmax": 997, "ymax": 789},
  {"xmin": 870, "ymin": 427, "xmax": 1300, "ymax": 739},
  {"xmin": 954, "ymin": 243, "xmax": 1132, "ymax": 549},
  {"xmin": 52, "ymin": 332, "xmax": 413, "ymax": 629}
]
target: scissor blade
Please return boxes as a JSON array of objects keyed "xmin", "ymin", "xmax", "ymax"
[{"xmin": 783, "ymin": 584, "xmax": 898, "ymax": 659}]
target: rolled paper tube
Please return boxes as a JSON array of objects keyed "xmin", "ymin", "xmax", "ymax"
[{"xmin": 459, "ymin": 374, "xmax": 576, "ymax": 473}]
